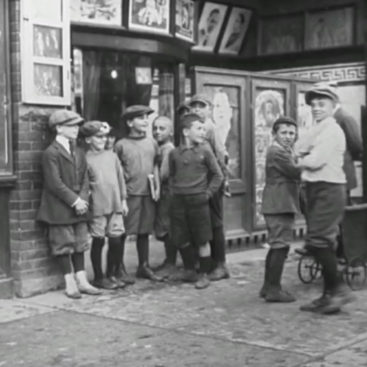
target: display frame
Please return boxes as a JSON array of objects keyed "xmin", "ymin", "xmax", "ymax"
[{"xmin": 251, "ymin": 78, "xmax": 291, "ymax": 229}]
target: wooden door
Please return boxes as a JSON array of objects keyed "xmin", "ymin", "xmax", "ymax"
[{"xmin": 193, "ymin": 67, "xmax": 250, "ymax": 238}]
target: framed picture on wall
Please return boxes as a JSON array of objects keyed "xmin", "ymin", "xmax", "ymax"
[
  {"xmin": 175, "ymin": 0, "xmax": 195, "ymax": 42},
  {"xmin": 305, "ymin": 6, "xmax": 354, "ymax": 50},
  {"xmin": 22, "ymin": 0, "xmax": 71, "ymax": 105},
  {"xmin": 251, "ymin": 78, "xmax": 290, "ymax": 228},
  {"xmin": 258, "ymin": 13, "xmax": 303, "ymax": 55},
  {"xmin": 193, "ymin": 2, "xmax": 228, "ymax": 52},
  {"xmin": 128, "ymin": 0, "xmax": 170, "ymax": 34},
  {"xmin": 70, "ymin": 0, "xmax": 123, "ymax": 25},
  {"xmin": 218, "ymin": 6, "xmax": 252, "ymax": 55}
]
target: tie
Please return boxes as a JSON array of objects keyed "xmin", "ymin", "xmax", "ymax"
[{"xmin": 69, "ymin": 140, "xmax": 75, "ymax": 157}]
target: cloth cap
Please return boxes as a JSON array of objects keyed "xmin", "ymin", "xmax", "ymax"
[
  {"xmin": 180, "ymin": 112, "xmax": 204, "ymax": 129},
  {"xmin": 272, "ymin": 116, "xmax": 297, "ymax": 132},
  {"xmin": 305, "ymin": 83, "xmax": 339, "ymax": 105},
  {"xmin": 176, "ymin": 102, "xmax": 191, "ymax": 115},
  {"xmin": 48, "ymin": 110, "xmax": 84, "ymax": 129},
  {"xmin": 121, "ymin": 105, "xmax": 154, "ymax": 122},
  {"xmin": 80, "ymin": 120, "xmax": 111, "ymax": 137},
  {"xmin": 188, "ymin": 94, "xmax": 212, "ymax": 107}
]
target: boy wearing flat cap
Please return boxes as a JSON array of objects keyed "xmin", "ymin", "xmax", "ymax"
[
  {"xmin": 115, "ymin": 105, "xmax": 163, "ymax": 282},
  {"xmin": 80, "ymin": 120, "xmax": 129, "ymax": 290},
  {"xmin": 37, "ymin": 110, "xmax": 101, "ymax": 299},
  {"xmin": 169, "ymin": 113, "xmax": 223, "ymax": 289},
  {"xmin": 260, "ymin": 116, "xmax": 301, "ymax": 303},
  {"xmin": 189, "ymin": 94, "xmax": 229, "ymax": 281},
  {"xmin": 295, "ymin": 84, "xmax": 355, "ymax": 315}
]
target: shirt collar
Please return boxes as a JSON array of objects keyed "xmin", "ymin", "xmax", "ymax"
[
  {"xmin": 178, "ymin": 143, "xmax": 199, "ymax": 153},
  {"xmin": 56, "ymin": 135, "xmax": 71, "ymax": 154}
]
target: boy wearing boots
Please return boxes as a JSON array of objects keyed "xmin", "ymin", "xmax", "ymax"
[
  {"xmin": 260, "ymin": 116, "xmax": 301, "ymax": 303},
  {"xmin": 152, "ymin": 116, "xmax": 177, "ymax": 277},
  {"xmin": 37, "ymin": 110, "xmax": 101, "ymax": 299},
  {"xmin": 80, "ymin": 120, "xmax": 128, "ymax": 290},
  {"xmin": 189, "ymin": 94, "xmax": 230, "ymax": 281},
  {"xmin": 296, "ymin": 85, "xmax": 355, "ymax": 314},
  {"xmin": 115, "ymin": 105, "xmax": 162, "ymax": 282},
  {"xmin": 169, "ymin": 113, "xmax": 223, "ymax": 289}
]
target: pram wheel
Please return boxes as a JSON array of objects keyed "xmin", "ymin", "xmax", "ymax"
[
  {"xmin": 297, "ymin": 255, "xmax": 320, "ymax": 284},
  {"xmin": 345, "ymin": 258, "xmax": 367, "ymax": 290}
]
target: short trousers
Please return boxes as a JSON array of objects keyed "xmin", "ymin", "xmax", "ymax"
[
  {"xmin": 305, "ymin": 182, "xmax": 346, "ymax": 249},
  {"xmin": 209, "ymin": 189, "xmax": 224, "ymax": 228},
  {"xmin": 89, "ymin": 213, "xmax": 125, "ymax": 238},
  {"xmin": 170, "ymin": 193, "xmax": 212, "ymax": 248},
  {"xmin": 264, "ymin": 213, "xmax": 295, "ymax": 249},
  {"xmin": 48, "ymin": 222, "xmax": 89, "ymax": 256},
  {"xmin": 124, "ymin": 195, "xmax": 155, "ymax": 235},
  {"xmin": 154, "ymin": 188, "xmax": 171, "ymax": 240}
]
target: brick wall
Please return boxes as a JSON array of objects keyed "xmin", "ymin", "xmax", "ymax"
[{"xmin": 9, "ymin": 0, "xmax": 65, "ymax": 297}]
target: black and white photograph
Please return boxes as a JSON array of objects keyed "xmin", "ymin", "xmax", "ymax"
[
  {"xmin": 218, "ymin": 6, "xmax": 252, "ymax": 55},
  {"xmin": 175, "ymin": 0, "xmax": 195, "ymax": 42},
  {"xmin": 129, "ymin": 0, "xmax": 170, "ymax": 34},
  {"xmin": 2, "ymin": 0, "xmax": 367, "ymax": 365},
  {"xmin": 71, "ymin": 0, "xmax": 123, "ymax": 25},
  {"xmin": 193, "ymin": 1, "xmax": 227, "ymax": 52}
]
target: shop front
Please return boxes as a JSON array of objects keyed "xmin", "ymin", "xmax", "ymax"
[{"xmin": 2, "ymin": 0, "xmax": 366, "ymax": 297}]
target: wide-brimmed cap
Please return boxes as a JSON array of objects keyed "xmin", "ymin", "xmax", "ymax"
[
  {"xmin": 305, "ymin": 83, "xmax": 339, "ymax": 105},
  {"xmin": 80, "ymin": 120, "xmax": 111, "ymax": 137},
  {"xmin": 272, "ymin": 116, "xmax": 297, "ymax": 131},
  {"xmin": 121, "ymin": 105, "xmax": 154, "ymax": 122},
  {"xmin": 49, "ymin": 110, "xmax": 84, "ymax": 129},
  {"xmin": 188, "ymin": 94, "xmax": 212, "ymax": 107}
]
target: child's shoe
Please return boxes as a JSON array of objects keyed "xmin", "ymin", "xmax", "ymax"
[
  {"xmin": 208, "ymin": 264, "xmax": 230, "ymax": 281},
  {"xmin": 115, "ymin": 264, "xmax": 135, "ymax": 285},
  {"xmin": 108, "ymin": 276, "xmax": 127, "ymax": 289},
  {"xmin": 136, "ymin": 264, "xmax": 164, "ymax": 282},
  {"xmin": 169, "ymin": 269, "xmax": 198, "ymax": 283},
  {"xmin": 76, "ymin": 271, "xmax": 102, "ymax": 295},
  {"xmin": 93, "ymin": 277, "xmax": 118, "ymax": 290},
  {"xmin": 195, "ymin": 273, "xmax": 210, "ymax": 289},
  {"xmin": 64, "ymin": 273, "xmax": 82, "ymax": 299}
]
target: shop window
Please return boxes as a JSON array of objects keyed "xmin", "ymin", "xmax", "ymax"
[
  {"xmin": 21, "ymin": 0, "xmax": 71, "ymax": 105},
  {"xmin": 72, "ymin": 48, "xmax": 175, "ymax": 138},
  {"xmin": 0, "ymin": 0, "xmax": 12, "ymax": 176}
]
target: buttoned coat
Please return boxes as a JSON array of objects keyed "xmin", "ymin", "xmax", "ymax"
[
  {"xmin": 261, "ymin": 142, "xmax": 301, "ymax": 215},
  {"xmin": 37, "ymin": 140, "xmax": 89, "ymax": 225},
  {"xmin": 334, "ymin": 107, "xmax": 363, "ymax": 190}
]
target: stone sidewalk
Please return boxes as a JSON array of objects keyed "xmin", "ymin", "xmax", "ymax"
[{"xmin": 1, "ymin": 244, "xmax": 367, "ymax": 366}]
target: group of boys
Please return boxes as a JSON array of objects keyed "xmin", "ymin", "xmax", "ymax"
[{"xmin": 37, "ymin": 93, "xmax": 230, "ymax": 298}]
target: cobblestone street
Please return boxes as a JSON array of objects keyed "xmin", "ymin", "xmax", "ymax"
[{"xmin": 1, "ymin": 243, "xmax": 367, "ymax": 367}]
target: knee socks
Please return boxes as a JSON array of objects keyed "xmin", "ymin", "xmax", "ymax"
[
  {"xmin": 56, "ymin": 254, "xmax": 72, "ymax": 275},
  {"xmin": 179, "ymin": 244, "xmax": 196, "ymax": 271},
  {"xmin": 91, "ymin": 237, "xmax": 105, "ymax": 280},
  {"xmin": 107, "ymin": 236, "xmax": 121, "ymax": 277},
  {"xmin": 210, "ymin": 226, "xmax": 226, "ymax": 264},
  {"xmin": 71, "ymin": 252, "xmax": 84, "ymax": 273},
  {"xmin": 163, "ymin": 235, "xmax": 177, "ymax": 265},
  {"xmin": 136, "ymin": 234, "xmax": 149, "ymax": 267}
]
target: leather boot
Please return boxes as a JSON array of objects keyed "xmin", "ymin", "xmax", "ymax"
[
  {"xmin": 265, "ymin": 247, "xmax": 296, "ymax": 303},
  {"xmin": 259, "ymin": 249, "xmax": 272, "ymax": 298}
]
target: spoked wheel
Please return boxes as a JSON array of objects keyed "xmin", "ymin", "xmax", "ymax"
[
  {"xmin": 297, "ymin": 255, "xmax": 321, "ymax": 284},
  {"xmin": 345, "ymin": 258, "xmax": 367, "ymax": 290}
]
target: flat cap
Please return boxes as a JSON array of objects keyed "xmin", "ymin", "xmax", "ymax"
[
  {"xmin": 80, "ymin": 120, "xmax": 111, "ymax": 137},
  {"xmin": 188, "ymin": 94, "xmax": 212, "ymax": 107},
  {"xmin": 272, "ymin": 116, "xmax": 297, "ymax": 131},
  {"xmin": 180, "ymin": 112, "xmax": 204, "ymax": 128},
  {"xmin": 121, "ymin": 105, "xmax": 154, "ymax": 122},
  {"xmin": 48, "ymin": 110, "xmax": 84, "ymax": 129},
  {"xmin": 176, "ymin": 102, "xmax": 191, "ymax": 115},
  {"xmin": 305, "ymin": 83, "xmax": 339, "ymax": 105}
]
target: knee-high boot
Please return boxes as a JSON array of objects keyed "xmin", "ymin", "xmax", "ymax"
[{"xmin": 265, "ymin": 247, "xmax": 296, "ymax": 303}]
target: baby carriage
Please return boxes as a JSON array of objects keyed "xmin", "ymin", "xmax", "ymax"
[{"xmin": 297, "ymin": 203, "xmax": 367, "ymax": 290}]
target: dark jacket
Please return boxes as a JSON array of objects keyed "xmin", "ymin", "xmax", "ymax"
[
  {"xmin": 37, "ymin": 140, "xmax": 89, "ymax": 225},
  {"xmin": 261, "ymin": 143, "xmax": 301, "ymax": 215},
  {"xmin": 334, "ymin": 107, "xmax": 363, "ymax": 190}
]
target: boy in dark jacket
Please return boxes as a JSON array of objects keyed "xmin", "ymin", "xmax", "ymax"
[
  {"xmin": 37, "ymin": 110, "xmax": 101, "ymax": 299},
  {"xmin": 260, "ymin": 116, "xmax": 301, "ymax": 303}
]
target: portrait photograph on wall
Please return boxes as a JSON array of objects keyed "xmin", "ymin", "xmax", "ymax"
[
  {"xmin": 175, "ymin": 0, "xmax": 195, "ymax": 42},
  {"xmin": 218, "ymin": 7, "xmax": 252, "ymax": 55},
  {"xmin": 70, "ymin": 0, "xmax": 122, "ymax": 25},
  {"xmin": 193, "ymin": 2, "xmax": 228, "ymax": 52},
  {"xmin": 254, "ymin": 88, "xmax": 285, "ymax": 226},
  {"xmin": 259, "ymin": 13, "xmax": 303, "ymax": 55},
  {"xmin": 129, "ymin": 0, "xmax": 170, "ymax": 34},
  {"xmin": 33, "ymin": 25, "xmax": 62, "ymax": 58},
  {"xmin": 305, "ymin": 6, "xmax": 354, "ymax": 50}
]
